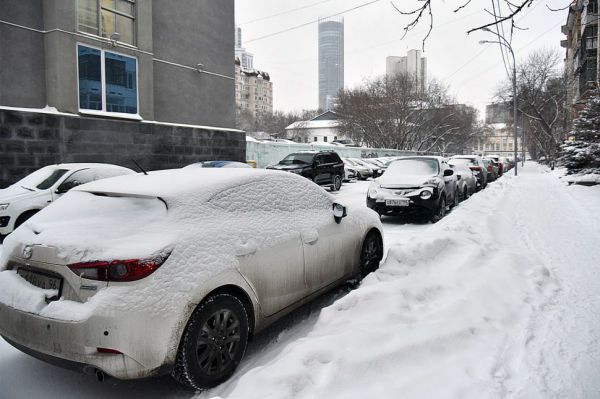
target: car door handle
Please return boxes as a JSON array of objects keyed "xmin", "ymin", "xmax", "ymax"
[
  {"xmin": 301, "ymin": 229, "xmax": 319, "ymax": 245},
  {"xmin": 236, "ymin": 242, "xmax": 257, "ymax": 257}
]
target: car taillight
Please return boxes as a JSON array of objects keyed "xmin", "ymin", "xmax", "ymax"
[
  {"xmin": 469, "ymin": 166, "xmax": 481, "ymax": 172},
  {"xmin": 68, "ymin": 253, "xmax": 170, "ymax": 282},
  {"xmin": 487, "ymin": 165, "xmax": 493, "ymax": 172}
]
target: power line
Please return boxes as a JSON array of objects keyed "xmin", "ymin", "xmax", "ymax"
[
  {"xmin": 245, "ymin": 0, "xmax": 382, "ymax": 44},
  {"xmin": 238, "ymin": 0, "xmax": 338, "ymax": 26}
]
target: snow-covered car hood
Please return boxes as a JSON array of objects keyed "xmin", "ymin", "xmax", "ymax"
[
  {"xmin": 0, "ymin": 186, "xmax": 46, "ymax": 204},
  {"xmin": 376, "ymin": 174, "xmax": 437, "ymax": 189}
]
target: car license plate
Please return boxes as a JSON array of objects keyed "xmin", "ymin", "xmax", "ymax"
[
  {"xmin": 17, "ymin": 268, "xmax": 62, "ymax": 291},
  {"xmin": 385, "ymin": 199, "xmax": 410, "ymax": 207}
]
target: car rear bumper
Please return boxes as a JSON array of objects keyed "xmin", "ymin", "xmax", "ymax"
[{"xmin": 0, "ymin": 301, "xmax": 176, "ymax": 380}]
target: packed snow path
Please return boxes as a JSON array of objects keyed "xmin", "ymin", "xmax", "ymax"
[{"xmin": 0, "ymin": 163, "xmax": 598, "ymax": 399}]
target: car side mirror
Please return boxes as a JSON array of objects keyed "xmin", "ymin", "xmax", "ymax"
[
  {"xmin": 333, "ymin": 203, "xmax": 347, "ymax": 224},
  {"xmin": 444, "ymin": 169, "xmax": 454, "ymax": 177}
]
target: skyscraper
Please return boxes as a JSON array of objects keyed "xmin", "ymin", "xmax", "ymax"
[
  {"xmin": 386, "ymin": 50, "xmax": 428, "ymax": 92},
  {"xmin": 235, "ymin": 25, "xmax": 254, "ymax": 70},
  {"xmin": 319, "ymin": 18, "xmax": 344, "ymax": 110}
]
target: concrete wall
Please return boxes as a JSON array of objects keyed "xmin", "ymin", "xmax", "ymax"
[
  {"xmin": 246, "ymin": 141, "xmax": 420, "ymax": 169},
  {"xmin": 0, "ymin": 1, "xmax": 47, "ymax": 108},
  {"xmin": 152, "ymin": 0, "xmax": 235, "ymax": 128},
  {"xmin": 0, "ymin": 110, "xmax": 245, "ymax": 188}
]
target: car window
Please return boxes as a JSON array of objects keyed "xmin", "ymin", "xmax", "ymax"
[
  {"xmin": 36, "ymin": 169, "xmax": 70, "ymax": 190},
  {"xmin": 314, "ymin": 155, "xmax": 325, "ymax": 165},
  {"xmin": 209, "ymin": 176, "xmax": 332, "ymax": 213},
  {"xmin": 280, "ymin": 153, "xmax": 315, "ymax": 166},
  {"xmin": 57, "ymin": 167, "xmax": 130, "ymax": 192}
]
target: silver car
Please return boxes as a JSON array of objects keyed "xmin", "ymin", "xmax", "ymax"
[{"xmin": 0, "ymin": 169, "xmax": 383, "ymax": 389}]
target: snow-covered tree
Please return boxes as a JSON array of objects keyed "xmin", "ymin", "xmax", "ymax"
[{"xmin": 558, "ymin": 95, "xmax": 600, "ymax": 180}]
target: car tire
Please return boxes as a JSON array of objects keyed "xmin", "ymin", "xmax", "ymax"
[
  {"xmin": 331, "ymin": 174, "xmax": 342, "ymax": 192},
  {"xmin": 14, "ymin": 210, "xmax": 38, "ymax": 230},
  {"xmin": 360, "ymin": 231, "xmax": 383, "ymax": 278},
  {"xmin": 431, "ymin": 197, "xmax": 446, "ymax": 223},
  {"xmin": 172, "ymin": 294, "xmax": 249, "ymax": 390}
]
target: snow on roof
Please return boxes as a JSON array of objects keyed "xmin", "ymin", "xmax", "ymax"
[{"xmin": 285, "ymin": 120, "xmax": 341, "ymax": 130}]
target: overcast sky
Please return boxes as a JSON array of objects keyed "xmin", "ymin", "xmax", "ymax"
[{"xmin": 234, "ymin": 0, "xmax": 568, "ymax": 120}]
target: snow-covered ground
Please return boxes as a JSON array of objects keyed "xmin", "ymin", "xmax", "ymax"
[{"xmin": 1, "ymin": 163, "xmax": 599, "ymax": 398}]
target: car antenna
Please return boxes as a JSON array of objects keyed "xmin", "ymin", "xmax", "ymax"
[{"xmin": 132, "ymin": 159, "xmax": 148, "ymax": 176}]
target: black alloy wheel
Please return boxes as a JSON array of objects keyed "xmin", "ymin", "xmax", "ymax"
[
  {"xmin": 360, "ymin": 232, "xmax": 383, "ymax": 278},
  {"xmin": 172, "ymin": 294, "xmax": 249, "ymax": 390},
  {"xmin": 332, "ymin": 174, "xmax": 342, "ymax": 191}
]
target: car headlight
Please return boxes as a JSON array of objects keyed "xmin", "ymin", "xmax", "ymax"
[
  {"xmin": 0, "ymin": 203, "xmax": 9, "ymax": 211},
  {"xmin": 420, "ymin": 190, "xmax": 432, "ymax": 200},
  {"xmin": 368, "ymin": 183, "xmax": 380, "ymax": 198},
  {"xmin": 348, "ymin": 168, "xmax": 356, "ymax": 174}
]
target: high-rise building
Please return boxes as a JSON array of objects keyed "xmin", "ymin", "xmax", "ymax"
[
  {"xmin": 318, "ymin": 18, "xmax": 344, "ymax": 110},
  {"xmin": 386, "ymin": 49, "xmax": 428, "ymax": 92},
  {"xmin": 235, "ymin": 25, "xmax": 254, "ymax": 70}
]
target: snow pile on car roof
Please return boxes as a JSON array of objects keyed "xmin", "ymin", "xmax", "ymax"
[{"xmin": 204, "ymin": 167, "xmax": 560, "ymax": 399}]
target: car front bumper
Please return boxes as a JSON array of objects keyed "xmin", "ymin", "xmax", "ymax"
[
  {"xmin": 366, "ymin": 194, "xmax": 440, "ymax": 216},
  {"xmin": 0, "ymin": 301, "xmax": 178, "ymax": 380}
]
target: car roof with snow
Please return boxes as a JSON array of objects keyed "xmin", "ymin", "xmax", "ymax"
[
  {"xmin": 50, "ymin": 163, "xmax": 132, "ymax": 171},
  {"xmin": 73, "ymin": 168, "xmax": 308, "ymax": 201}
]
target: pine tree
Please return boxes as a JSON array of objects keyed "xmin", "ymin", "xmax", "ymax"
[{"xmin": 559, "ymin": 95, "xmax": 600, "ymax": 179}]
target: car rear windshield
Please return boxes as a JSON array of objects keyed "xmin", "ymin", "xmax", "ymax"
[
  {"xmin": 387, "ymin": 159, "xmax": 439, "ymax": 176},
  {"xmin": 451, "ymin": 158, "xmax": 476, "ymax": 166},
  {"xmin": 280, "ymin": 153, "xmax": 315, "ymax": 165}
]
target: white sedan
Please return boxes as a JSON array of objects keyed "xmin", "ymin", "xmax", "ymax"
[
  {"xmin": 0, "ymin": 168, "xmax": 383, "ymax": 389},
  {"xmin": 0, "ymin": 163, "xmax": 134, "ymax": 238}
]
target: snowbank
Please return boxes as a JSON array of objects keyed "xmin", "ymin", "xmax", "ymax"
[
  {"xmin": 564, "ymin": 173, "xmax": 600, "ymax": 186},
  {"xmin": 203, "ymin": 166, "xmax": 560, "ymax": 399}
]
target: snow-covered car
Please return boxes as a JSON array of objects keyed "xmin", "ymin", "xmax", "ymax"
[
  {"xmin": 482, "ymin": 158, "xmax": 499, "ymax": 181},
  {"xmin": 0, "ymin": 163, "xmax": 134, "ymax": 239},
  {"xmin": 354, "ymin": 158, "xmax": 384, "ymax": 177},
  {"xmin": 450, "ymin": 155, "xmax": 488, "ymax": 190},
  {"xmin": 0, "ymin": 168, "xmax": 383, "ymax": 389},
  {"xmin": 367, "ymin": 156, "xmax": 458, "ymax": 222},
  {"xmin": 184, "ymin": 160, "xmax": 252, "ymax": 169},
  {"xmin": 449, "ymin": 161, "xmax": 477, "ymax": 201},
  {"xmin": 343, "ymin": 158, "xmax": 372, "ymax": 180}
]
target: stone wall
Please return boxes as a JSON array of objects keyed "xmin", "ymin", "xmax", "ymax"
[{"xmin": 0, "ymin": 110, "xmax": 245, "ymax": 188}]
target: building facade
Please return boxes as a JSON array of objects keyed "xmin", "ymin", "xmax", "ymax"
[
  {"xmin": 478, "ymin": 103, "xmax": 525, "ymax": 157},
  {"xmin": 318, "ymin": 18, "xmax": 344, "ymax": 111},
  {"xmin": 285, "ymin": 111, "xmax": 348, "ymax": 144},
  {"xmin": 386, "ymin": 49, "xmax": 428, "ymax": 92},
  {"xmin": 0, "ymin": 0, "xmax": 243, "ymax": 187},
  {"xmin": 235, "ymin": 58, "xmax": 273, "ymax": 121},
  {"xmin": 562, "ymin": 0, "xmax": 599, "ymax": 120}
]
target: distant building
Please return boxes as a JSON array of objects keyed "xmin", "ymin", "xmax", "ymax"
[
  {"xmin": 386, "ymin": 50, "xmax": 428, "ymax": 92},
  {"xmin": 478, "ymin": 103, "xmax": 525, "ymax": 156},
  {"xmin": 285, "ymin": 111, "xmax": 348, "ymax": 143},
  {"xmin": 319, "ymin": 18, "xmax": 344, "ymax": 110},
  {"xmin": 235, "ymin": 59, "xmax": 273, "ymax": 121},
  {"xmin": 234, "ymin": 27, "xmax": 273, "ymax": 124},
  {"xmin": 561, "ymin": 0, "xmax": 599, "ymax": 122}
]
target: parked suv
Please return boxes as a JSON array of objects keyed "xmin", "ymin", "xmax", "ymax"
[{"xmin": 267, "ymin": 151, "xmax": 345, "ymax": 191}]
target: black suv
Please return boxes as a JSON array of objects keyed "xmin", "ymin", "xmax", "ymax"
[{"xmin": 267, "ymin": 151, "xmax": 345, "ymax": 191}]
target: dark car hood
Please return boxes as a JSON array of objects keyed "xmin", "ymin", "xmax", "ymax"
[{"xmin": 268, "ymin": 164, "xmax": 308, "ymax": 171}]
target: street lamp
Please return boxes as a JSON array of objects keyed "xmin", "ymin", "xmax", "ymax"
[{"xmin": 480, "ymin": 30, "xmax": 518, "ymax": 176}]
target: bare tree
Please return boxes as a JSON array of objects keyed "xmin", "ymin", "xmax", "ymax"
[
  {"xmin": 390, "ymin": 0, "xmax": 538, "ymax": 49},
  {"xmin": 335, "ymin": 73, "xmax": 479, "ymax": 152},
  {"xmin": 496, "ymin": 48, "xmax": 567, "ymax": 163}
]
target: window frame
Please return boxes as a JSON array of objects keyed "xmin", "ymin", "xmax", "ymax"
[
  {"xmin": 77, "ymin": 0, "xmax": 137, "ymax": 46},
  {"xmin": 76, "ymin": 43, "xmax": 141, "ymax": 119}
]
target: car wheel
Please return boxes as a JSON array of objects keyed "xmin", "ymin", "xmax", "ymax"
[
  {"xmin": 331, "ymin": 174, "xmax": 342, "ymax": 191},
  {"xmin": 431, "ymin": 197, "xmax": 446, "ymax": 223},
  {"xmin": 172, "ymin": 294, "xmax": 249, "ymax": 390},
  {"xmin": 356, "ymin": 172, "xmax": 363, "ymax": 180},
  {"xmin": 360, "ymin": 232, "xmax": 383, "ymax": 278},
  {"xmin": 14, "ymin": 210, "xmax": 38, "ymax": 230}
]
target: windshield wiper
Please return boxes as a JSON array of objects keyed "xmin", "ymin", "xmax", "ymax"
[{"xmin": 21, "ymin": 186, "xmax": 35, "ymax": 192}]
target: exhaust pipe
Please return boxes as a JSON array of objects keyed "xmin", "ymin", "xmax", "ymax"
[{"xmin": 95, "ymin": 369, "xmax": 106, "ymax": 383}]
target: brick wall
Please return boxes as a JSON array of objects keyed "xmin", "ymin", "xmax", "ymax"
[{"xmin": 0, "ymin": 110, "xmax": 245, "ymax": 188}]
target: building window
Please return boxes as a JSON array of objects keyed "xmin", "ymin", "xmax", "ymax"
[
  {"xmin": 324, "ymin": 137, "xmax": 328, "ymax": 142},
  {"xmin": 78, "ymin": 0, "xmax": 136, "ymax": 46},
  {"xmin": 314, "ymin": 137, "xmax": 318, "ymax": 142},
  {"xmin": 78, "ymin": 44, "xmax": 138, "ymax": 114}
]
